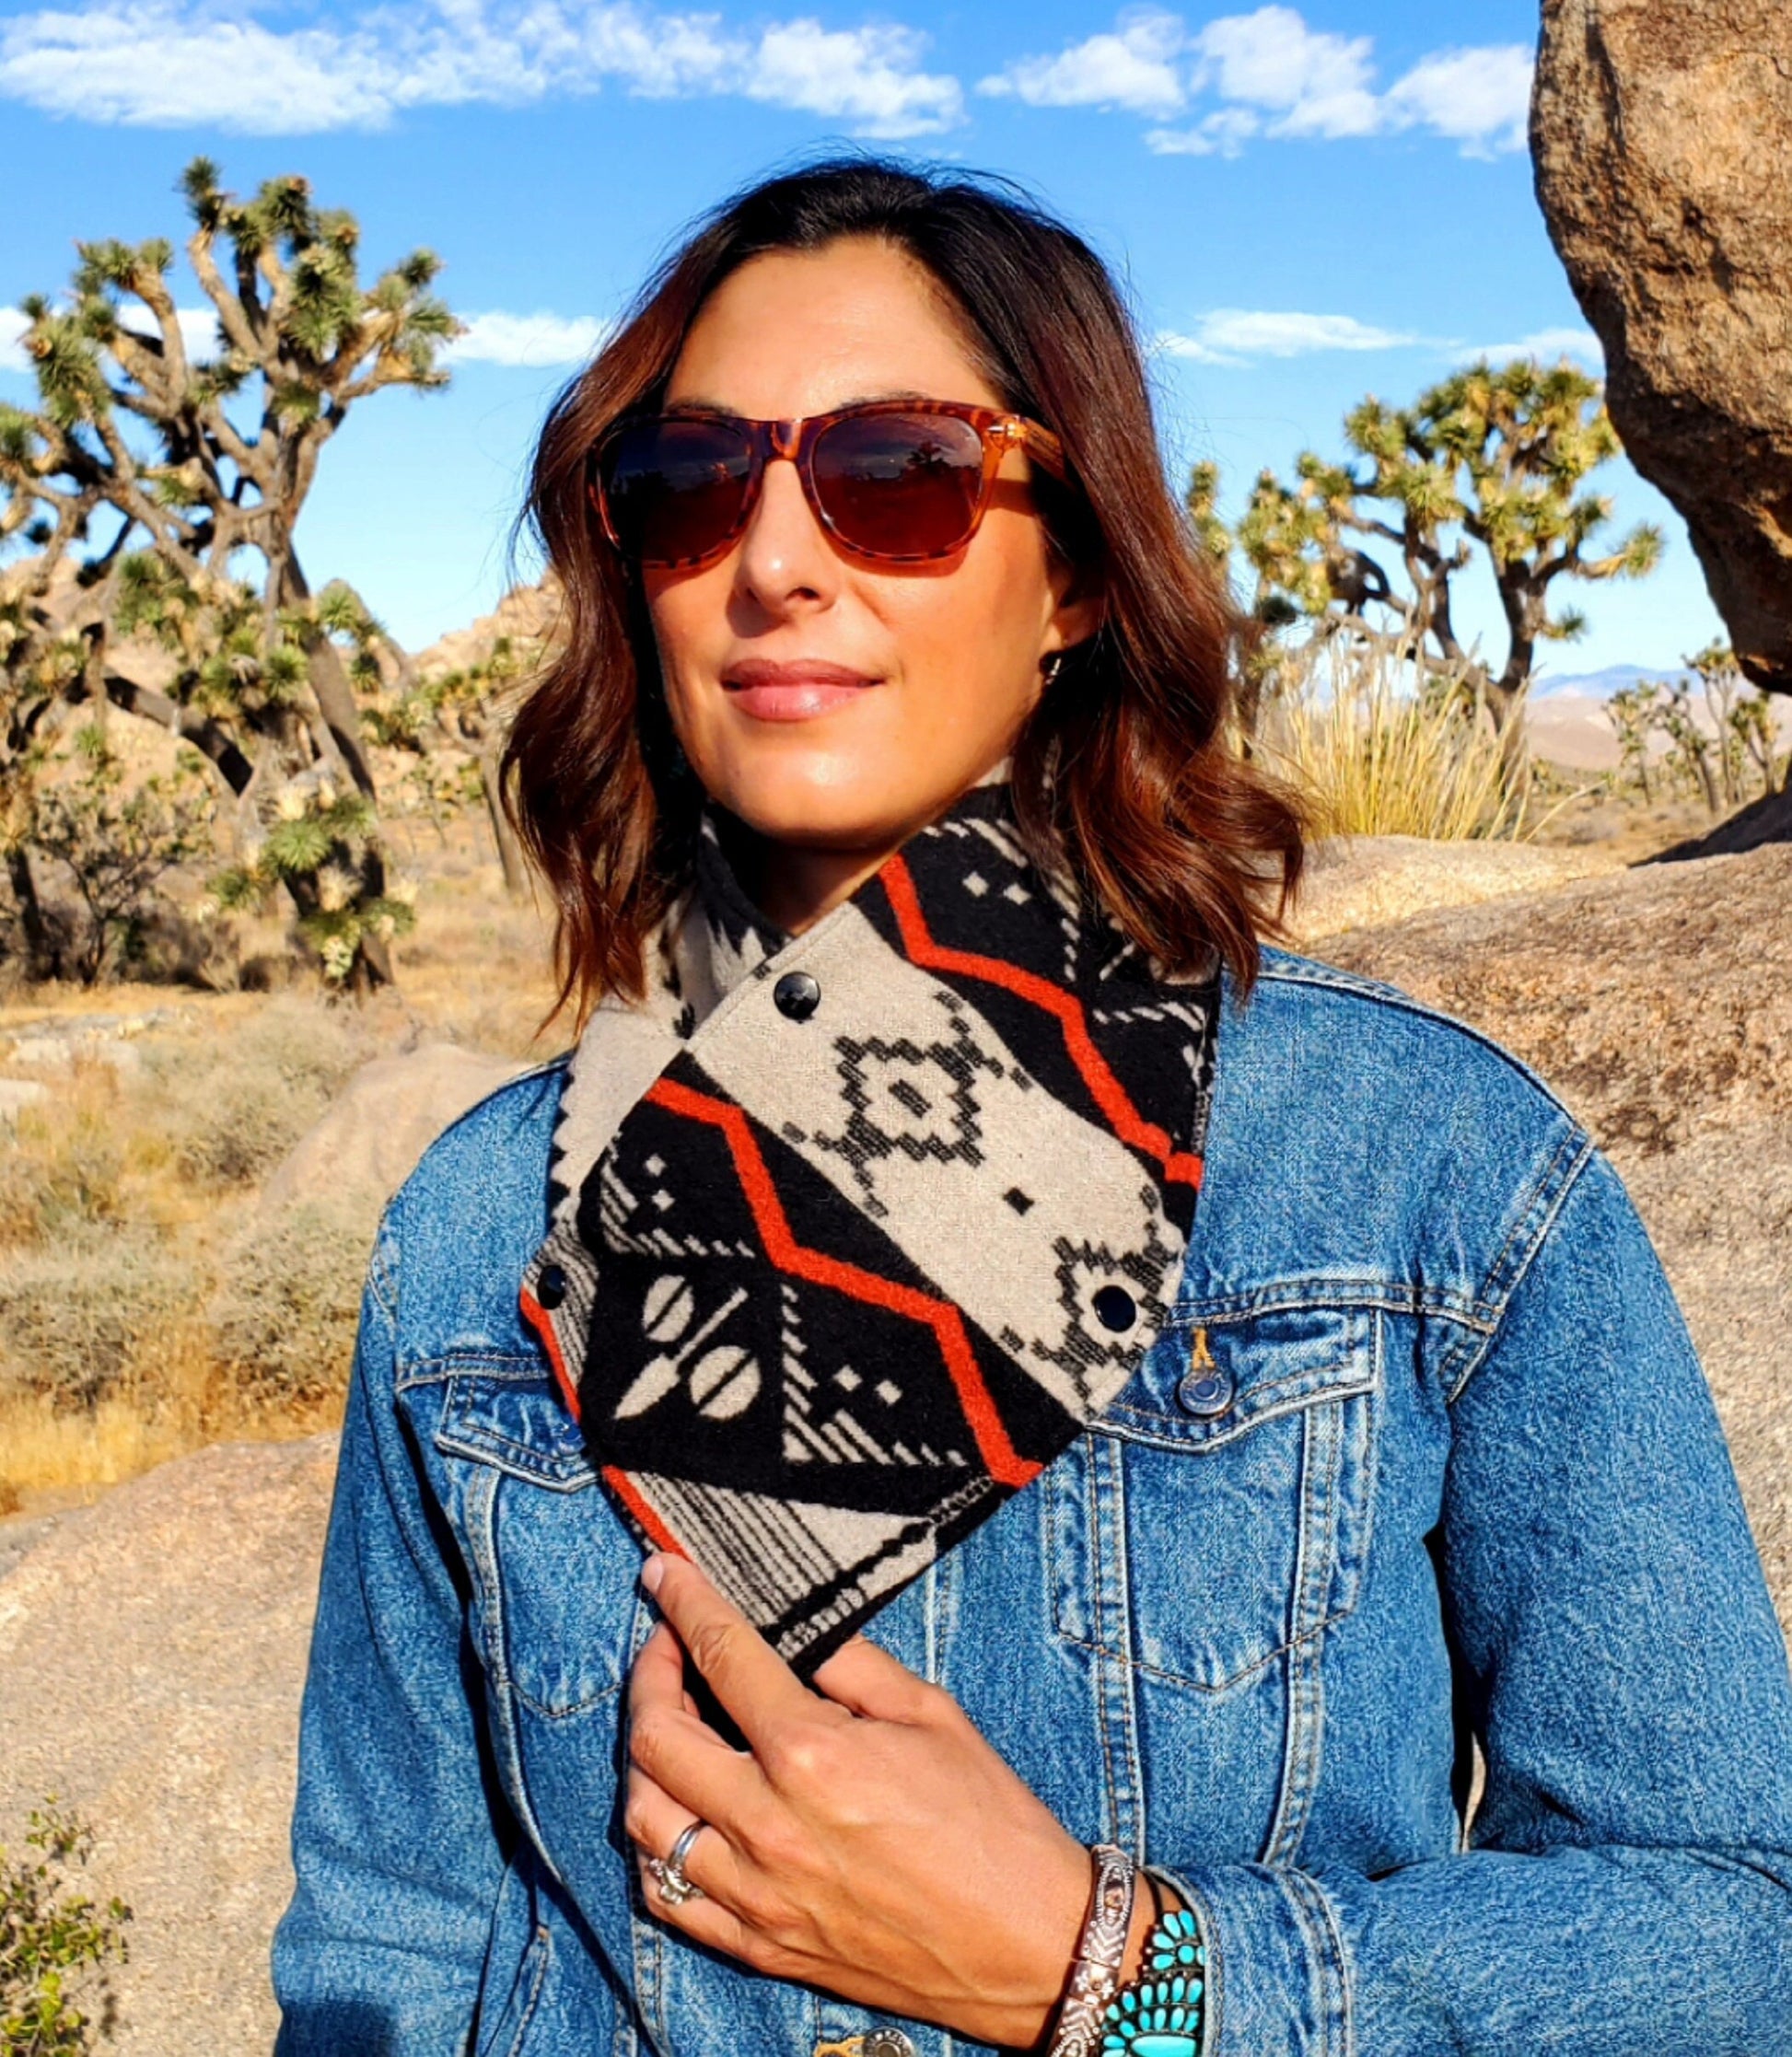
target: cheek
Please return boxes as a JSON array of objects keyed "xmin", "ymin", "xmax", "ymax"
[
  {"xmin": 882, "ymin": 530, "xmax": 1053, "ymax": 712},
  {"xmin": 645, "ymin": 570, "xmax": 721, "ymax": 678}
]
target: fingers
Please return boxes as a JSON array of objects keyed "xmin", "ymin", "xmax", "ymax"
[
  {"xmin": 810, "ymin": 1633, "xmax": 947, "ymax": 1725},
  {"xmin": 642, "ymin": 1552, "xmax": 816, "ymax": 1749},
  {"xmin": 627, "ymin": 1622, "xmax": 762, "ymax": 1827}
]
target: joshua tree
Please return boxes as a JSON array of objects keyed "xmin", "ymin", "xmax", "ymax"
[
  {"xmin": 0, "ymin": 157, "xmax": 462, "ymax": 987},
  {"xmin": 1216, "ymin": 359, "xmax": 1661, "ymax": 746}
]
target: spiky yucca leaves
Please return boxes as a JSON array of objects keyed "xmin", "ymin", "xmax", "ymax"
[
  {"xmin": 209, "ymin": 764, "xmax": 416, "ymax": 988},
  {"xmin": 1393, "ymin": 360, "xmax": 1661, "ymax": 726},
  {"xmin": 1, "ymin": 156, "xmax": 464, "ymax": 990}
]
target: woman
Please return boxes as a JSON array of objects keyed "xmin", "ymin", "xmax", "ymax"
[{"xmin": 273, "ymin": 161, "xmax": 1792, "ymax": 2055}]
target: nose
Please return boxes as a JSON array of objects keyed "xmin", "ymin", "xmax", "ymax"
[{"xmin": 731, "ymin": 452, "xmax": 840, "ymax": 617}]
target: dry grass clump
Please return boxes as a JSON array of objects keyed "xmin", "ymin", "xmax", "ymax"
[
  {"xmin": 210, "ymin": 1196, "xmax": 376, "ymax": 1411},
  {"xmin": 1258, "ymin": 633, "xmax": 1562, "ymax": 841},
  {"xmin": 141, "ymin": 994, "xmax": 381, "ymax": 1187}
]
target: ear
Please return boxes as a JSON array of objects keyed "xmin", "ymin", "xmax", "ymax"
[{"xmin": 1042, "ymin": 551, "xmax": 1106, "ymax": 664}]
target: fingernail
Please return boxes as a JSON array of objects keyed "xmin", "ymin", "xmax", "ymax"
[{"xmin": 641, "ymin": 1553, "xmax": 667, "ymax": 1595}]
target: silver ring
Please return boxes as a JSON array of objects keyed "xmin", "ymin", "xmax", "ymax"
[{"xmin": 653, "ymin": 1819, "xmax": 707, "ymax": 1906}]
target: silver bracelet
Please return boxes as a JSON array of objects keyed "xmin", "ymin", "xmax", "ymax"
[{"xmin": 1047, "ymin": 1842, "xmax": 1138, "ymax": 2057}]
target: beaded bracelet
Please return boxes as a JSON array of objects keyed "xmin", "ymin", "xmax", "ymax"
[{"xmin": 1095, "ymin": 1900, "xmax": 1207, "ymax": 2056}]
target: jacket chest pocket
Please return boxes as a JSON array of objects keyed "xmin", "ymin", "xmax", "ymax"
[
  {"xmin": 1049, "ymin": 1306, "xmax": 1379, "ymax": 1692},
  {"xmin": 431, "ymin": 1365, "xmax": 640, "ymax": 1720}
]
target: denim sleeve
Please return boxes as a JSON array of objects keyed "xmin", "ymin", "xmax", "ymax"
[
  {"xmin": 1158, "ymin": 1145, "xmax": 1792, "ymax": 2055},
  {"xmin": 272, "ymin": 1200, "xmax": 510, "ymax": 2056}
]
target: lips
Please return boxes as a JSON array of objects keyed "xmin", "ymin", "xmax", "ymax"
[{"xmin": 721, "ymin": 658, "xmax": 880, "ymax": 723}]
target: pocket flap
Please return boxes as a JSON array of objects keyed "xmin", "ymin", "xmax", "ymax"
[
  {"xmin": 435, "ymin": 1365, "xmax": 597, "ymax": 1490},
  {"xmin": 1100, "ymin": 1304, "xmax": 1374, "ymax": 1450}
]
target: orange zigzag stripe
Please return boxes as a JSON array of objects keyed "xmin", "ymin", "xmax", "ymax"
[
  {"xmin": 879, "ymin": 854, "xmax": 1204, "ymax": 1190},
  {"xmin": 646, "ymin": 1074, "xmax": 1039, "ymax": 1493},
  {"xmin": 519, "ymin": 1286, "xmax": 686, "ymax": 1554}
]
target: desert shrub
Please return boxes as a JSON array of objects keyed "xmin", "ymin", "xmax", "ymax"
[
  {"xmin": 140, "ymin": 995, "xmax": 379, "ymax": 1188},
  {"xmin": 0, "ymin": 1802, "xmax": 131, "ymax": 2056},
  {"xmin": 1256, "ymin": 633, "xmax": 1545, "ymax": 841},
  {"xmin": 209, "ymin": 1195, "xmax": 377, "ymax": 1409},
  {"xmin": 0, "ymin": 1226, "xmax": 199, "ymax": 1412},
  {"xmin": 25, "ymin": 729, "xmax": 216, "ymax": 987},
  {"xmin": 0, "ymin": 1114, "xmax": 124, "ymax": 1249}
]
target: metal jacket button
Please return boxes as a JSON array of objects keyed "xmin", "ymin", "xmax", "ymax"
[
  {"xmin": 1178, "ymin": 1362, "xmax": 1235, "ymax": 1418},
  {"xmin": 536, "ymin": 1262, "xmax": 567, "ymax": 1311},
  {"xmin": 774, "ymin": 970, "xmax": 821, "ymax": 1021},
  {"xmin": 862, "ymin": 2032, "xmax": 917, "ymax": 2057}
]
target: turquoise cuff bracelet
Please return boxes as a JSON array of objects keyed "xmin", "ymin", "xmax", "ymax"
[{"xmin": 1097, "ymin": 1904, "xmax": 1207, "ymax": 2056}]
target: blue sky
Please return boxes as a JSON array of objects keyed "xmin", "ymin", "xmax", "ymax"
[{"xmin": 0, "ymin": 0, "xmax": 1726, "ymax": 675}]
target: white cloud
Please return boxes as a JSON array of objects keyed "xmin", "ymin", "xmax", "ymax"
[
  {"xmin": 0, "ymin": 6, "xmax": 397, "ymax": 129},
  {"xmin": 1383, "ymin": 44, "xmax": 1531, "ymax": 157},
  {"xmin": 1192, "ymin": 6, "xmax": 1378, "ymax": 139},
  {"xmin": 0, "ymin": 308, "xmax": 30, "ymax": 374},
  {"xmin": 746, "ymin": 21, "xmax": 960, "ymax": 136},
  {"xmin": 1145, "ymin": 105, "xmax": 1258, "ymax": 154},
  {"xmin": 117, "ymin": 304, "xmax": 223, "ymax": 360},
  {"xmin": 1457, "ymin": 326, "xmax": 1602, "ymax": 366},
  {"xmin": 980, "ymin": 7, "xmax": 1187, "ymax": 117},
  {"xmin": 1158, "ymin": 308, "xmax": 1424, "ymax": 366},
  {"xmin": 0, "ymin": 1, "xmax": 963, "ymax": 137},
  {"xmin": 986, "ymin": 8, "xmax": 1536, "ymax": 157},
  {"xmin": 445, "ymin": 309, "xmax": 613, "ymax": 366}
]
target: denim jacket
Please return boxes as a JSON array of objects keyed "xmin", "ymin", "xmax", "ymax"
[{"xmin": 273, "ymin": 950, "xmax": 1792, "ymax": 2056}]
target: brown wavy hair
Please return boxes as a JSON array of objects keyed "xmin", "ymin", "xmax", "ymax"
[{"xmin": 504, "ymin": 157, "xmax": 1304, "ymax": 1028}]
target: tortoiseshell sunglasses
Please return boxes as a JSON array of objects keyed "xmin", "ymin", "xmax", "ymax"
[{"xmin": 588, "ymin": 399, "xmax": 1069, "ymax": 569}]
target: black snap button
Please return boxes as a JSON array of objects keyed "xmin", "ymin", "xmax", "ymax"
[
  {"xmin": 774, "ymin": 970, "xmax": 821, "ymax": 1021},
  {"xmin": 536, "ymin": 1262, "xmax": 567, "ymax": 1311},
  {"xmin": 1178, "ymin": 1363, "xmax": 1236, "ymax": 1418},
  {"xmin": 1091, "ymin": 1284, "xmax": 1136, "ymax": 1332}
]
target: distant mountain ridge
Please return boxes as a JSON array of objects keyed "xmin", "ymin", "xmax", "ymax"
[{"xmin": 1531, "ymin": 663, "xmax": 1695, "ymax": 700}]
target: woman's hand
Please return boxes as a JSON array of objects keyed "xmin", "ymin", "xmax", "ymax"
[{"xmin": 623, "ymin": 1551, "xmax": 1135, "ymax": 2049}]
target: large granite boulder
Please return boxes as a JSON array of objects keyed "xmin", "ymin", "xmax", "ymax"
[
  {"xmin": 1321, "ymin": 842, "xmax": 1792, "ymax": 1618},
  {"xmin": 259, "ymin": 1041, "xmax": 532, "ymax": 1217},
  {"xmin": 0, "ymin": 1437, "xmax": 338, "ymax": 2056},
  {"xmin": 1532, "ymin": 1, "xmax": 1792, "ymax": 713}
]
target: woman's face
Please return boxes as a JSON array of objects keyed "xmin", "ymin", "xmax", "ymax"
[{"xmin": 646, "ymin": 237, "xmax": 1099, "ymax": 882}]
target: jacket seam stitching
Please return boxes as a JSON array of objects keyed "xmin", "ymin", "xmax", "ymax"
[
  {"xmin": 1284, "ymin": 1867, "xmax": 1355, "ymax": 2057},
  {"xmin": 1171, "ymin": 1285, "xmax": 1495, "ymax": 1333},
  {"xmin": 1251, "ymin": 957, "xmax": 1576, "ymax": 1121},
  {"xmin": 1445, "ymin": 1129, "xmax": 1596, "ymax": 1406}
]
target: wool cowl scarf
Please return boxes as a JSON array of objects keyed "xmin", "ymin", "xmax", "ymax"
[{"xmin": 521, "ymin": 784, "xmax": 1218, "ymax": 1678}]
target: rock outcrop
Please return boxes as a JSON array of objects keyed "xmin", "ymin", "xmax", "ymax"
[
  {"xmin": 260, "ymin": 1042, "xmax": 532, "ymax": 1216},
  {"xmin": 1286, "ymin": 835, "xmax": 1613, "ymax": 945},
  {"xmin": 1323, "ymin": 843, "xmax": 1792, "ymax": 1618},
  {"xmin": 0, "ymin": 1436, "xmax": 338, "ymax": 2056},
  {"xmin": 1532, "ymin": 1, "xmax": 1792, "ymax": 715},
  {"xmin": 410, "ymin": 576, "xmax": 562, "ymax": 680}
]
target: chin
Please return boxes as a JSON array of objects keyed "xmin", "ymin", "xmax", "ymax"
[{"xmin": 705, "ymin": 746, "xmax": 948, "ymax": 854}]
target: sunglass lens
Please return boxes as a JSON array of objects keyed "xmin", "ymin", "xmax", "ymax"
[
  {"xmin": 600, "ymin": 418, "xmax": 755, "ymax": 564},
  {"xmin": 810, "ymin": 411, "xmax": 986, "ymax": 558}
]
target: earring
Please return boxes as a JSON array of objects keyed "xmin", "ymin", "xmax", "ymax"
[{"xmin": 1041, "ymin": 650, "xmax": 1066, "ymax": 686}]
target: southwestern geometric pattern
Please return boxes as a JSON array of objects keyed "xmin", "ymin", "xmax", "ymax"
[{"xmin": 521, "ymin": 785, "xmax": 1217, "ymax": 1676}]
